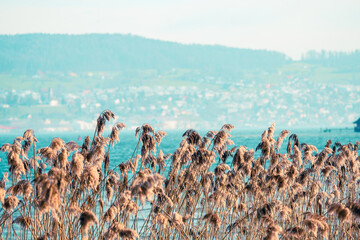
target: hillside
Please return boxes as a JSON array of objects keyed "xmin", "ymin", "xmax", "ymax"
[
  {"xmin": 0, "ymin": 34, "xmax": 289, "ymax": 74},
  {"xmin": 0, "ymin": 34, "xmax": 359, "ymax": 132}
]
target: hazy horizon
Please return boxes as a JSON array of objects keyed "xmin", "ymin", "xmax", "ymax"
[{"xmin": 1, "ymin": 0, "xmax": 360, "ymax": 60}]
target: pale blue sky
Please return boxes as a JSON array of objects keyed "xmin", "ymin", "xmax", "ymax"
[{"xmin": 1, "ymin": 0, "xmax": 359, "ymax": 59}]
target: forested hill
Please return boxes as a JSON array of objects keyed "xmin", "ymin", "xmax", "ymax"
[
  {"xmin": 302, "ymin": 50, "xmax": 360, "ymax": 71},
  {"xmin": 0, "ymin": 33, "xmax": 289, "ymax": 74}
]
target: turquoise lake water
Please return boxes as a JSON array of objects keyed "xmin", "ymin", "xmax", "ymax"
[{"xmin": 1, "ymin": 128, "xmax": 359, "ymax": 179}]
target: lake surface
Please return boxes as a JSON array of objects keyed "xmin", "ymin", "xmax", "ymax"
[{"xmin": 1, "ymin": 128, "xmax": 359, "ymax": 179}]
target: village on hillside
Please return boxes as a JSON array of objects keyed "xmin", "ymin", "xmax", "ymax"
[{"xmin": 1, "ymin": 70, "xmax": 359, "ymax": 132}]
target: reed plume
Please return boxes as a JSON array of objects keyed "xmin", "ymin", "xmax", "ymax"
[
  {"xmin": 79, "ymin": 210, "xmax": 98, "ymax": 235},
  {"xmin": 70, "ymin": 152, "xmax": 84, "ymax": 178},
  {"xmin": 3, "ymin": 195, "xmax": 19, "ymax": 212}
]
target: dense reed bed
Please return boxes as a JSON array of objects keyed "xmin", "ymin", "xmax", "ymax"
[{"xmin": 1, "ymin": 110, "xmax": 360, "ymax": 239}]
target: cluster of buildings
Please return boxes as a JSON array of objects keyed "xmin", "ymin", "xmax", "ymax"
[{"xmin": 1, "ymin": 74, "xmax": 359, "ymax": 133}]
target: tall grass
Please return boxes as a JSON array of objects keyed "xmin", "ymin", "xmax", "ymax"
[{"xmin": 1, "ymin": 110, "xmax": 360, "ymax": 240}]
